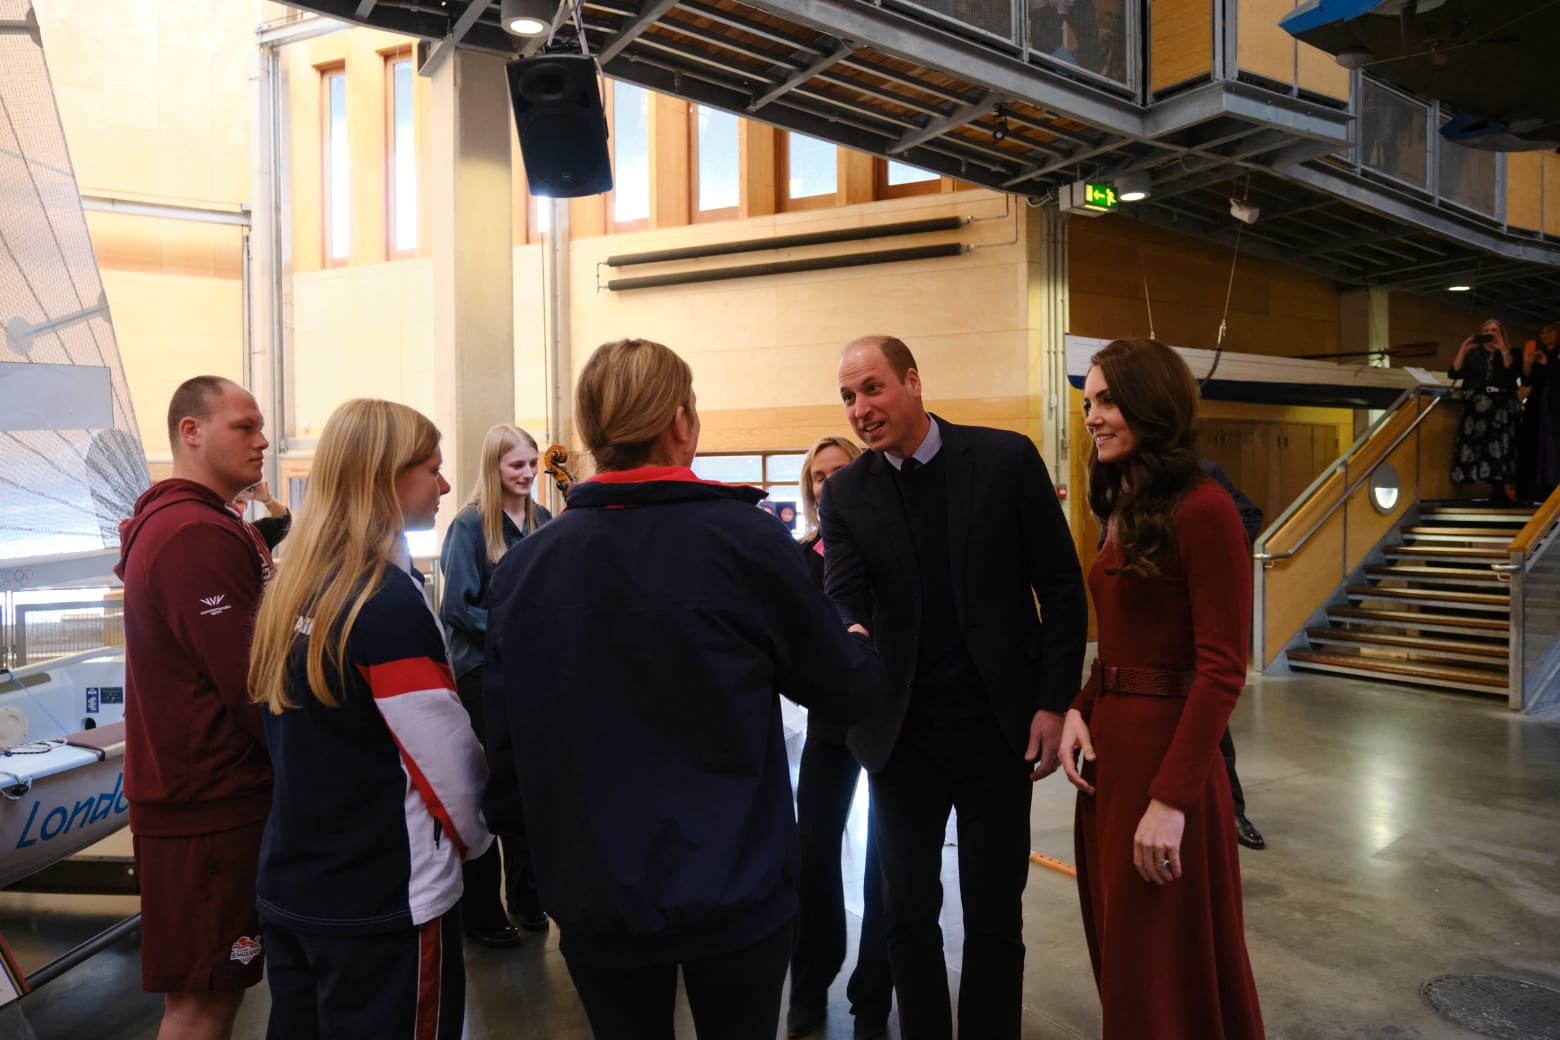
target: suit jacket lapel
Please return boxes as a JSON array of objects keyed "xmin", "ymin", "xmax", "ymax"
[
  {"xmin": 868, "ymin": 453, "xmax": 920, "ymax": 606},
  {"xmin": 939, "ymin": 418, "xmax": 972, "ymax": 626}
]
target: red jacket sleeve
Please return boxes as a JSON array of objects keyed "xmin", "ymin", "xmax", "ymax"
[
  {"xmin": 1147, "ymin": 486, "xmax": 1252, "ymax": 811},
  {"xmin": 161, "ymin": 521, "xmax": 270, "ymax": 748},
  {"xmin": 1070, "ymin": 658, "xmax": 1101, "ymax": 721}
]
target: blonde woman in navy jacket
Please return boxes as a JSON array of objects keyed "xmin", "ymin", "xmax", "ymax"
[
  {"xmin": 484, "ymin": 338, "xmax": 887, "ymax": 1040},
  {"xmin": 249, "ymin": 399, "xmax": 490, "ymax": 1040}
]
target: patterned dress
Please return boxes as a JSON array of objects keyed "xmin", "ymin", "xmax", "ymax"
[{"xmin": 1449, "ymin": 346, "xmax": 1520, "ymax": 487}]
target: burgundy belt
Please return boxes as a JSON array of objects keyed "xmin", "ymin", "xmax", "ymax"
[{"xmin": 1096, "ymin": 662, "xmax": 1194, "ymax": 698}]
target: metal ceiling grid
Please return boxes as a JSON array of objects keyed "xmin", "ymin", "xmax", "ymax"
[{"xmin": 281, "ymin": 0, "xmax": 1559, "ymax": 324}]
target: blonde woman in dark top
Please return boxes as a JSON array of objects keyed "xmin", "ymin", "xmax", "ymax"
[{"xmin": 439, "ymin": 423, "xmax": 553, "ymax": 945}]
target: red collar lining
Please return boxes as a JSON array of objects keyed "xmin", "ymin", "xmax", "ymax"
[{"xmin": 584, "ymin": 465, "xmax": 754, "ymax": 491}]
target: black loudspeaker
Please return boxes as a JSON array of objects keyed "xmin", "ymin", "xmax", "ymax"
[{"xmin": 506, "ymin": 54, "xmax": 613, "ymax": 198}]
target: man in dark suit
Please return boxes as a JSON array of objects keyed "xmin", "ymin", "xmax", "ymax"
[{"xmin": 819, "ymin": 335, "xmax": 1087, "ymax": 1040}]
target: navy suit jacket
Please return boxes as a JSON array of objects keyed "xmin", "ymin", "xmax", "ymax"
[{"xmin": 819, "ymin": 416, "xmax": 1088, "ymax": 772}]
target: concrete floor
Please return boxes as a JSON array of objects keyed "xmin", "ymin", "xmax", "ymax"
[{"xmin": 1, "ymin": 668, "xmax": 1558, "ymax": 1039}]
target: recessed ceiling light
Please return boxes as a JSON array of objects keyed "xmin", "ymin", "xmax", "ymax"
[
  {"xmin": 501, "ymin": 0, "xmax": 553, "ymax": 36},
  {"xmin": 1447, "ymin": 284, "xmax": 1472, "ymax": 292}
]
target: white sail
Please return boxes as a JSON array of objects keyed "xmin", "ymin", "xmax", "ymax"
[{"xmin": 0, "ymin": 1, "xmax": 150, "ymax": 564}]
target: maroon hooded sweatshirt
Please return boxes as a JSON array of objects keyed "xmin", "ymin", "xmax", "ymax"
[{"xmin": 114, "ymin": 479, "xmax": 274, "ymax": 836}]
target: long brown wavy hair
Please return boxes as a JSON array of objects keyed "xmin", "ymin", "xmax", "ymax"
[{"xmin": 1085, "ymin": 339, "xmax": 1201, "ymax": 577}]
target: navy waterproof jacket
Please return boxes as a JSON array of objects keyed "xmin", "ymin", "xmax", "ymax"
[{"xmin": 483, "ymin": 465, "xmax": 884, "ymax": 969}]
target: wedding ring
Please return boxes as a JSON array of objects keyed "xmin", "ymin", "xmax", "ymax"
[{"xmin": 1159, "ymin": 858, "xmax": 1172, "ymax": 870}]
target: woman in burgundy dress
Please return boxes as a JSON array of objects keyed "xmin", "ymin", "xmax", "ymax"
[{"xmin": 1060, "ymin": 338, "xmax": 1265, "ymax": 1040}]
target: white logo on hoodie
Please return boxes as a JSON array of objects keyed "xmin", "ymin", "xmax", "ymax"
[{"xmin": 199, "ymin": 595, "xmax": 232, "ymax": 616}]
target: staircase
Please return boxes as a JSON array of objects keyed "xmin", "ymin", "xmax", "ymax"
[{"xmin": 1287, "ymin": 504, "xmax": 1533, "ymax": 696}]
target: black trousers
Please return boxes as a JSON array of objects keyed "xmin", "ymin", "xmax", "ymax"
[
  {"xmin": 456, "ymin": 668, "xmax": 538, "ymax": 929},
  {"xmin": 264, "ymin": 911, "xmax": 464, "ymax": 1040},
  {"xmin": 790, "ymin": 732, "xmax": 893, "ymax": 1024},
  {"xmin": 1220, "ymin": 727, "xmax": 1247, "ymax": 817},
  {"xmin": 565, "ymin": 922, "xmax": 792, "ymax": 1040},
  {"xmin": 870, "ymin": 713, "xmax": 1032, "ymax": 1040}
]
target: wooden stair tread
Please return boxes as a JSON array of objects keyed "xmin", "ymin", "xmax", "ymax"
[
  {"xmin": 1402, "ymin": 526, "xmax": 1517, "ymax": 537},
  {"xmin": 1304, "ymin": 628, "xmax": 1507, "ymax": 658},
  {"xmin": 1288, "ymin": 650, "xmax": 1506, "ymax": 687},
  {"xmin": 1385, "ymin": 546, "xmax": 1505, "ymax": 559},
  {"xmin": 1328, "ymin": 607, "xmax": 1508, "ymax": 632},
  {"xmin": 1420, "ymin": 506, "xmax": 1534, "ymax": 518},
  {"xmin": 1365, "ymin": 564, "xmax": 1501, "ymax": 581},
  {"xmin": 1345, "ymin": 585, "xmax": 1508, "ymax": 606}
]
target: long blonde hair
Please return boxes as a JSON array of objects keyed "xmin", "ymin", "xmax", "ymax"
[
  {"xmin": 466, "ymin": 423, "xmax": 539, "ymax": 563},
  {"xmin": 575, "ymin": 338, "xmax": 693, "ymax": 472},
  {"xmin": 249, "ymin": 399, "xmax": 442, "ymax": 712},
  {"xmin": 799, "ymin": 435, "xmax": 861, "ymax": 535}
]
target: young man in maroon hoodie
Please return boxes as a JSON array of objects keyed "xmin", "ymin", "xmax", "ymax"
[{"xmin": 115, "ymin": 376, "xmax": 274, "ymax": 1040}]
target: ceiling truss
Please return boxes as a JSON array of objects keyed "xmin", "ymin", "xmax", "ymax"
[{"xmin": 271, "ymin": 0, "xmax": 1560, "ymax": 324}]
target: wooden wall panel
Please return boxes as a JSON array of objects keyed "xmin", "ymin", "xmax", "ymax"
[
  {"xmin": 1386, "ymin": 291, "xmax": 1527, "ymax": 372},
  {"xmin": 1151, "ymin": 0, "xmax": 1214, "ymax": 93},
  {"xmin": 842, "ymin": 150, "xmax": 875, "ymax": 207},
  {"xmin": 1296, "ymin": 40, "xmax": 1350, "ymax": 99},
  {"xmin": 1343, "ymin": 431, "xmax": 1416, "ymax": 575},
  {"xmin": 1237, "ymin": 0, "xmax": 1295, "ymax": 85},
  {"xmin": 740, "ymin": 122, "xmax": 778, "ymax": 218},
  {"xmin": 1415, "ymin": 401, "xmax": 1461, "ymax": 502},
  {"xmin": 1069, "ymin": 406, "xmax": 1101, "ymax": 642},
  {"xmin": 1546, "ymin": 154, "xmax": 1560, "ymax": 238},
  {"xmin": 1070, "ymin": 215, "xmax": 1341, "ymax": 359},
  {"xmin": 1262, "ymin": 508, "xmax": 1343, "ymax": 666},
  {"xmin": 651, "ymin": 95, "xmax": 691, "ymax": 229},
  {"xmin": 1506, "ymin": 151, "xmax": 1544, "ymax": 232}
]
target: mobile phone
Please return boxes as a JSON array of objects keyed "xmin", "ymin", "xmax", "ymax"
[{"xmin": 1472, "ymin": 333, "xmax": 1494, "ymax": 345}]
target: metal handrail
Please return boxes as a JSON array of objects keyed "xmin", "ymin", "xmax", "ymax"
[
  {"xmin": 1254, "ymin": 386, "xmax": 1447, "ymax": 563},
  {"xmin": 1252, "ymin": 386, "xmax": 1415, "ymax": 555}
]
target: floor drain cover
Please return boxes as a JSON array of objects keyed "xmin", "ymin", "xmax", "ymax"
[{"xmin": 1422, "ymin": 974, "xmax": 1560, "ymax": 1040}]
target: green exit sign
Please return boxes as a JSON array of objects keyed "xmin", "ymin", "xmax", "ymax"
[{"xmin": 1083, "ymin": 182, "xmax": 1118, "ymax": 210}]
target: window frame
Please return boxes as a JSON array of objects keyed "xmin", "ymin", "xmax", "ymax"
[
  {"xmin": 875, "ymin": 157, "xmax": 945, "ymax": 199},
  {"xmin": 321, "ymin": 63, "xmax": 349, "ymax": 268},
  {"xmin": 606, "ymin": 79, "xmax": 651, "ymax": 233},
  {"xmin": 690, "ymin": 102, "xmax": 740, "ymax": 223},
  {"xmin": 777, "ymin": 131, "xmax": 840, "ymax": 212},
  {"xmin": 384, "ymin": 48, "xmax": 417, "ymax": 260}
]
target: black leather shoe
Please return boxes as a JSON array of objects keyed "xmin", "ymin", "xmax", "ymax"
[
  {"xmin": 468, "ymin": 923, "xmax": 522, "ymax": 948},
  {"xmin": 1235, "ymin": 814, "xmax": 1266, "ymax": 850},
  {"xmin": 785, "ymin": 1004, "xmax": 826, "ymax": 1038},
  {"xmin": 853, "ymin": 1019, "xmax": 888, "ymax": 1040},
  {"xmin": 515, "ymin": 909, "xmax": 550, "ymax": 932}
]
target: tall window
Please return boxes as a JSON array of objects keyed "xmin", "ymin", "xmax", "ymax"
[
  {"xmin": 324, "ymin": 68, "xmax": 349, "ymax": 264},
  {"xmin": 783, "ymin": 132, "xmax": 837, "ymax": 210},
  {"xmin": 880, "ymin": 159, "xmax": 941, "ymax": 198},
  {"xmin": 387, "ymin": 55, "xmax": 416, "ymax": 256},
  {"xmin": 611, "ymin": 81, "xmax": 650, "ymax": 226},
  {"xmin": 691, "ymin": 452, "xmax": 808, "ymax": 538},
  {"xmin": 693, "ymin": 104, "xmax": 739, "ymax": 218}
]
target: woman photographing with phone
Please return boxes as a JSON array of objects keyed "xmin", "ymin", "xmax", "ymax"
[
  {"xmin": 1060, "ymin": 338, "xmax": 1263, "ymax": 1040},
  {"xmin": 1449, "ymin": 318, "xmax": 1520, "ymax": 504}
]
